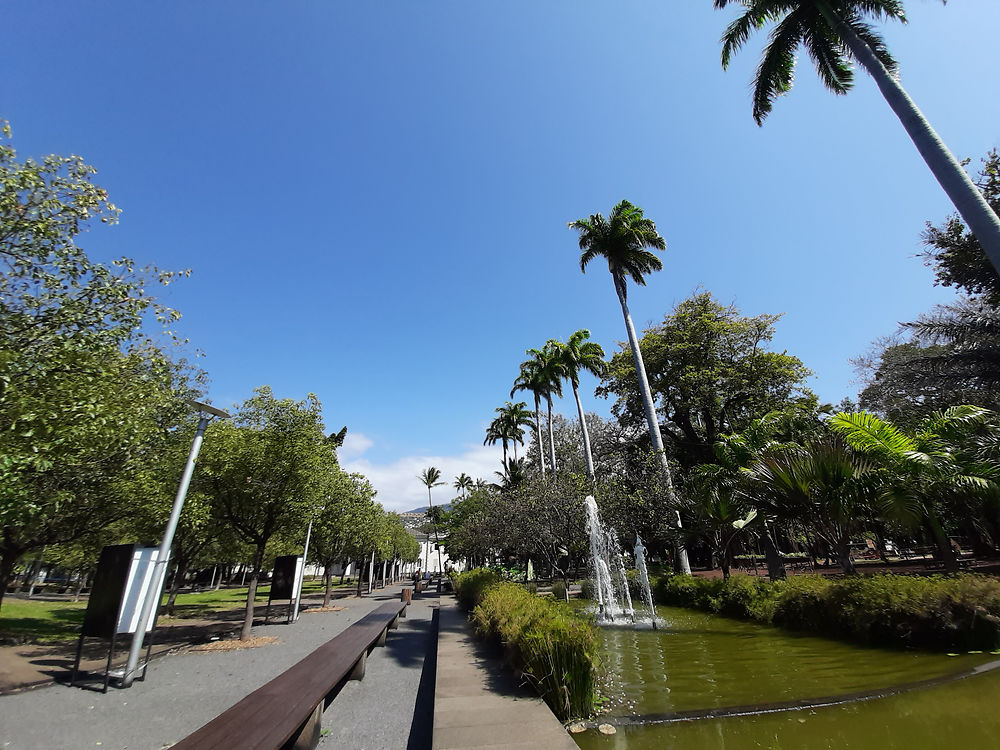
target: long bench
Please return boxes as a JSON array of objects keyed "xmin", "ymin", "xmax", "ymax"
[{"xmin": 172, "ymin": 600, "xmax": 407, "ymax": 750}]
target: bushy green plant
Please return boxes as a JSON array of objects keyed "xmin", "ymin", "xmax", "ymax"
[
  {"xmin": 524, "ymin": 581, "xmax": 538, "ymax": 595},
  {"xmin": 453, "ymin": 568, "xmax": 502, "ymax": 611},
  {"xmin": 653, "ymin": 572, "xmax": 1000, "ymax": 651},
  {"xmin": 551, "ymin": 580, "xmax": 567, "ymax": 600},
  {"xmin": 471, "ymin": 581, "xmax": 597, "ymax": 719},
  {"xmin": 579, "ymin": 578, "xmax": 596, "ymax": 600}
]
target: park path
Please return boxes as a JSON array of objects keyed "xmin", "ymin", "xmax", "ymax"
[{"xmin": 0, "ymin": 583, "xmax": 439, "ymax": 750}]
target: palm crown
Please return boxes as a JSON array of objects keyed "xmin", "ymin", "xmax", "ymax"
[
  {"xmin": 556, "ymin": 329, "xmax": 606, "ymax": 387},
  {"xmin": 570, "ymin": 199, "xmax": 666, "ymax": 295},
  {"xmin": 714, "ymin": 0, "xmax": 904, "ymax": 125}
]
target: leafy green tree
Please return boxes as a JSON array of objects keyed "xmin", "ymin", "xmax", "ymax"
[
  {"xmin": 0, "ymin": 123, "xmax": 197, "ymax": 613},
  {"xmin": 569, "ymin": 199, "xmax": 691, "ymax": 573},
  {"xmin": 598, "ymin": 292, "xmax": 814, "ymax": 471},
  {"xmin": 713, "ymin": 1, "xmax": 1000, "ymax": 269},
  {"xmin": 197, "ymin": 387, "xmax": 335, "ymax": 639},
  {"xmin": 551, "ymin": 330, "xmax": 606, "ymax": 481},
  {"xmin": 830, "ymin": 406, "xmax": 1000, "ymax": 572}
]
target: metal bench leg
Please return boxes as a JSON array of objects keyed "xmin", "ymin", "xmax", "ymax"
[
  {"xmin": 285, "ymin": 701, "xmax": 322, "ymax": 750},
  {"xmin": 350, "ymin": 652, "xmax": 366, "ymax": 681}
]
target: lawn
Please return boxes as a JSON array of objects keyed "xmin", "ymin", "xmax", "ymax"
[{"xmin": 0, "ymin": 577, "xmax": 358, "ymax": 643}]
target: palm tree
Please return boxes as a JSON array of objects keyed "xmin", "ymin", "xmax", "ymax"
[
  {"xmin": 418, "ymin": 466, "xmax": 446, "ymax": 580},
  {"xmin": 512, "ymin": 356, "xmax": 552, "ymax": 476},
  {"xmin": 454, "ymin": 472, "xmax": 474, "ymax": 499},
  {"xmin": 533, "ymin": 342, "xmax": 566, "ymax": 472},
  {"xmin": 713, "ymin": 0, "xmax": 1000, "ymax": 275},
  {"xmin": 497, "ymin": 400, "xmax": 535, "ymax": 460},
  {"xmin": 570, "ymin": 199, "xmax": 692, "ymax": 574},
  {"xmin": 552, "ymin": 329, "xmax": 606, "ymax": 481},
  {"xmin": 830, "ymin": 406, "xmax": 999, "ymax": 572},
  {"xmin": 483, "ymin": 417, "xmax": 509, "ymax": 466}
]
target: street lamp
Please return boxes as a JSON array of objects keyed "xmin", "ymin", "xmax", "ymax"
[{"xmin": 120, "ymin": 400, "xmax": 230, "ymax": 687}]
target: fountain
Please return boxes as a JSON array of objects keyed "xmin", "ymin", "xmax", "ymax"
[{"xmin": 584, "ymin": 495, "xmax": 658, "ymax": 628}]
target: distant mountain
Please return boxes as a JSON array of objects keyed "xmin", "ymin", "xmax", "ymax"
[{"xmin": 403, "ymin": 504, "xmax": 452, "ymax": 515}]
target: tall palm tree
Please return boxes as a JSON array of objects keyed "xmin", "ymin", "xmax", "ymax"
[
  {"xmin": 534, "ymin": 342, "xmax": 565, "ymax": 472},
  {"xmin": 454, "ymin": 472, "xmax": 474, "ymax": 499},
  {"xmin": 713, "ymin": 0, "xmax": 1000, "ymax": 275},
  {"xmin": 552, "ymin": 329, "xmax": 606, "ymax": 481},
  {"xmin": 570, "ymin": 199, "xmax": 692, "ymax": 574},
  {"xmin": 418, "ymin": 466, "xmax": 446, "ymax": 579},
  {"xmin": 512, "ymin": 356, "xmax": 550, "ymax": 476},
  {"xmin": 496, "ymin": 400, "xmax": 535, "ymax": 460},
  {"xmin": 483, "ymin": 417, "xmax": 509, "ymax": 466}
]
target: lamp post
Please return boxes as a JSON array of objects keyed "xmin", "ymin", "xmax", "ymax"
[{"xmin": 121, "ymin": 400, "xmax": 229, "ymax": 687}]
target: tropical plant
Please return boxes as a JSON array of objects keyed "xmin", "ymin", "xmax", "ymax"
[
  {"xmin": 713, "ymin": 0, "xmax": 1000, "ymax": 273},
  {"xmin": 512, "ymin": 347, "xmax": 563, "ymax": 476},
  {"xmin": 418, "ymin": 466, "xmax": 446, "ymax": 576},
  {"xmin": 453, "ymin": 472, "xmax": 474, "ymax": 499},
  {"xmin": 551, "ymin": 330, "xmax": 606, "ymax": 481},
  {"xmin": 569, "ymin": 199, "xmax": 691, "ymax": 573},
  {"xmin": 830, "ymin": 406, "xmax": 1000, "ymax": 572}
]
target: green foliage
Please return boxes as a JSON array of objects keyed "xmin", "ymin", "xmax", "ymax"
[
  {"xmin": 551, "ymin": 579, "xmax": 567, "ymax": 601},
  {"xmin": 579, "ymin": 578, "xmax": 596, "ymax": 601},
  {"xmin": 655, "ymin": 573, "xmax": 1000, "ymax": 651},
  {"xmin": 453, "ymin": 568, "xmax": 503, "ymax": 611},
  {"xmin": 471, "ymin": 581, "xmax": 597, "ymax": 719}
]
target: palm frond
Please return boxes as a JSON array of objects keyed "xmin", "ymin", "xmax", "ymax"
[
  {"xmin": 829, "ymin": 411, "xmax": 918, "ymax": 457},
  {"xmin": 751, "ymin": 10, "xmax": 805, "ymax": 125}
]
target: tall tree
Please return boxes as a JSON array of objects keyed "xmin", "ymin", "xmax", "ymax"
[
  {"xmin": 570, "ymin": 199, "xmax": 691, "ymax": 574},
  {"xmin": 512, "ymin": 356, "xmax": 551, "ymax": 476},
  {"xmin": 497, "ymin": 400, "xmax": 535, "ymax": 460},
  {"xmin": 713, "ymin": 0, "xmax": 1000, "ymax": 273},
  {"xmin": 552, "ymin": 330, "xmax": 607, "ymax": 481},
  {"xmin": 453, "ymin": 472, "xmax": 474, "ymax": 499},
  {"xmin": 418, "ymin": 466, "xmax": 446, "ymax": 577},
  {"xmin": 198, "ymin": 387, "xmax": 335, "ymax": 639}
]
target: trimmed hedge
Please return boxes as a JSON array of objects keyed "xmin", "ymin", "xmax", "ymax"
[
  {"xmin": 454, "ymin": 571, "xmax": 598, "ymax": 720},
  {"xmin": 653, "ymin": 573, "xmax": 1000, "ymax": 651}
]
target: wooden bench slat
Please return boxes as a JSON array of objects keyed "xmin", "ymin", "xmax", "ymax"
[{"xmin": 172, "ymin": 601, "xmax": 406, "ymax": 750}]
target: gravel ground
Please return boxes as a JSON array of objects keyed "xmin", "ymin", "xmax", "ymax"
[{"xmin": 0, "ymin": 584, "xmax": 439, "ymax": 750}]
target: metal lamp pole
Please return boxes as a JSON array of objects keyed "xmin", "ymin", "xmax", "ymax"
[{"xmin": 121, "ymin": 401, "xmax": 229, "ymax": 687}]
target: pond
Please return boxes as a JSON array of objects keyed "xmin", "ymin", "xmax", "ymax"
[{"xmin": 573, "ymin": 605, "xmax": 1000, "ymax": 749}]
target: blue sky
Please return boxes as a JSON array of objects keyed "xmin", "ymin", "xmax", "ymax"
[{"xmin": 5, "ymin": 1, "xmax": 999, "ymax": 510}]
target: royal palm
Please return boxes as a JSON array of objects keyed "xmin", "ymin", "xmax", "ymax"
[
  {"xmin": 569, "ymin": 199, "xmax": 692, "ymax": 574},
  {"xmin": 552, "ymin": 330, "xmax": 606, "ymax": 482},
  {"xmin": 512, "ymin": 349, "xmax": 563, "ymax": 476},
  {"xmin": 714, "ymin": 0, "xmax": 1000, "ymax": 273}
]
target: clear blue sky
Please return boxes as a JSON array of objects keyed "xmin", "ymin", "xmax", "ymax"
[{"xmin": 5, "ymin": 1, "xmax": 998, "ymax": 510}]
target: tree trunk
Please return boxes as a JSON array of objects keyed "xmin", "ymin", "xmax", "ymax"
[
  {"xmin": 241, "ymin": 546, "xmax": 266, "ymax": 641},
  {"xmin": 613, "ymin": 272, "xmax": 692, "ymax": 575},
  {"xmin": 166, "ymin": 558, "xmax": 189, "ymax": 616},
  {"xmin": 572, "ymin": 380, "xmax": 596, "ymax": 481},
  {"xmin": 340, "ymin": 563, "xmax": 347, "ymax": 585},
  {"xmin": 761, "ymin": 529, "xmax": 786, "ymax": 581},
  {"xmin": 832, "ymin": 13, "xmax": 1000, "ymax": 273},
  {"xmin": 0, "ymin": 547, "xmax": 19, "ymax": 614},
  {"xmin": 534, "ymin": 393, "xmax": 546, "ymax": 477},
  {"xmin": 925, "ymin": 515, "xmax": 959, "ymax": 573},
  {"xmin": 837, "ymin": 536, "xmax": 856, "ymax": 576},
  {"xmin": 546, "ymin": 395, "xmax": 557, "ymax": 473},
  {"xmin": 324, "ymin": 564, "xmax": 333, "ymax": 608}
]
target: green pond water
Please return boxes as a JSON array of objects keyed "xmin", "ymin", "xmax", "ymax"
[{"xmin": 573, "ymin": 605, "xmax": 1000, "ymax": 749}]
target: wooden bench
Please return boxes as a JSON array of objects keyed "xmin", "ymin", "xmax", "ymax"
[{"xmin": 172, "ymin": 600, "xmax": 407, "ymax": 750}]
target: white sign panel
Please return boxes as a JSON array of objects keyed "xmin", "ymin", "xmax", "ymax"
[
  {"xmin": 292, "ymin": 556, "xmax": 304, "ymax": 601},
  {"xmin": 116, "ymin": 547, "xmax": 166, "ymax": 634}
]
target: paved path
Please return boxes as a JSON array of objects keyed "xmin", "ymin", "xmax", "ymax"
[
  {"xmin": 433, "ymin": 596, "xmax": 578, "ymax": 750},
  {"xmin": 0, "ymin": 583, "xmax": 439, "ymax": 750}
]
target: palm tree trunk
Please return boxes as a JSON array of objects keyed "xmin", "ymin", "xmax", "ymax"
[
  {"xmin": 572, "ymin": 380, "xmax": 596, "ymax": 481},
  {"xmin": 533, "ymin": 393, "xmax": 546, "ymax": 477},
  {"xmin": 836, "ymin": 535, "xmax": 856, "ymax": 576},
  {"xmin": 613, "ymin": 273, "xmax": 692, "ymax": 575},
  {"xmin": 761, "ymin": 527, "xmax": 786, "ymax": 581},
  {"xmin": 546, "ymin": 395, "xmax": 557, "ymax": 473},
  {"xmin": 831, "ymin": 13, "xmax": 1000, "ymax": 273}
]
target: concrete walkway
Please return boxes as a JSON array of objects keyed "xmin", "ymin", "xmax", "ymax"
[
  {"xmin": 433, "ymin": 596, "xmax": 578, "ymax": 750},
  {"xmin": 0, "ymin": 583, "xmax": 439, "ymax": 749}
]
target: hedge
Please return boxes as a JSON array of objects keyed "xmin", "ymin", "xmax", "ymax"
[
  {"xmin": 453, "ymin": 571, "xmax": 598, "ymax": 719},
  {"xmin": 653, "ymin": 573, "xmax": 1000, "ymax": 651}
]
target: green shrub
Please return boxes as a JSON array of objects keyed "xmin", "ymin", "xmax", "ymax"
[
  {"xmin": 551, "ymin": 580, "xmax": 567, "ymax": 601},
  {"xmin": 471, "ymin": 581, "xmax": 597, "ymax": 720},
  {"xmin": 524, "ymin": 581, "xmax": 538, "ymax": 595},
  {"xmin": 579, "ymin": 578, "xmax": 596, "ymax": 600},
  {"xmin": 453, "ymin": 568, "xmax": 502, "ymax": 611},
  {"xmin": 653, "ymin": 572, "xmax": 1000, "ymax": 651}
]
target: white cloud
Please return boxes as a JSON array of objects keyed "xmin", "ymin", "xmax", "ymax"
[
  {"xmin": 338, "ymin": 432, "xmax": 374, "ymax": 460},
  {"xmin": 341, "ymin": 443, "xmax": 504, "ymax": 513}
]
